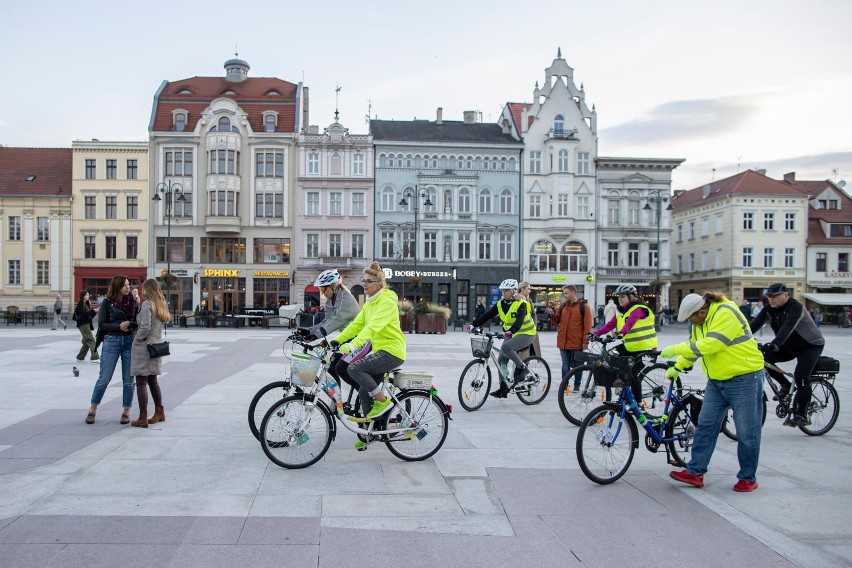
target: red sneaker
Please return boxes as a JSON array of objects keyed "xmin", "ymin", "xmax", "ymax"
[
  {"xmin": 670, "ymin": 469, "xmax": 704, "ymax": 488},
  {"xmin": 733, "ymin": 479, "xmax": 758, "ymax": 492}
]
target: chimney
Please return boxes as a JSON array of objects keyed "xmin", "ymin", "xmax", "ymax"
[
  {"xmin": 463, "ymin": 110, "xmax": 476, "ymax": 124},
  {"xmin": 783, "ymin": 172, "xmax": 796, "ymax": 182},
  {"xmin": 436, "ymin": 107, "xmax": 443, "ymax": 124},
  {"xmin": 756, "ymin": 168, "xmax": 767, "ymax": 175},
  {"xmin": 702, "ymin": 184, "xmax": 712, "ymax": 199}
]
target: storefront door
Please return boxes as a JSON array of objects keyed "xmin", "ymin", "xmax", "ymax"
[{"xmin": 207, "ymin": 291, "xmax": 237, "ymax": 315}]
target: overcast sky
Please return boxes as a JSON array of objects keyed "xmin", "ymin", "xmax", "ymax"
[{"xmin": 2, "ymin": 0, "xmax": 850, "ymax": 191}]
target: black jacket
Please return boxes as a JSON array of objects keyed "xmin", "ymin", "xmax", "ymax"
[
  {"xmin": 74, "ymin": 300, "xmax": 97, "ymax": 330},
  {"xmin": 750, "ymin": 297, "xmax": 824, "ymax": 351}
]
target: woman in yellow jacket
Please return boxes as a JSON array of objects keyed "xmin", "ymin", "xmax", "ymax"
[
  {"xmin": 333, "ymin": 262, "xmax": 406, "ymax": 444},
  {"xmin": 660, "ymin": 292, "xmax": 764, "ymax": 492}
]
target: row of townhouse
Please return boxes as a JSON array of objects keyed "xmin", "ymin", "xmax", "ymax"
[{"xmin": 2, "ymin": 52, "xmax": 847, "ymax": 321}]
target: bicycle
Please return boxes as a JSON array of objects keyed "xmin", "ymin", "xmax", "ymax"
[
  {"xmin": 576, "ymin": 359, "xmax": 703, "ymax": 485},
  {"xmin": 457, "ymin": 328, "xmax": 552, "ymax": 411},
  {"xmin": 259, "ymin": 349, "xmax": 452, "ymax": 469},
  {"xmin": 557, "ymin": 335, "xmax": 681, "ymax": 426},
  {"xmin": 721, "ymin": 353, "xmax": 840, "ymax": 439},
  {"xmin": 248, "ymin": 332, "xmax": 361, "ymax": 441}
]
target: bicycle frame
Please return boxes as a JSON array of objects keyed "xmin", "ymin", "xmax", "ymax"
[{"xmin": 603, "ymin": 375, "xmax": 695, "ymax": 447}]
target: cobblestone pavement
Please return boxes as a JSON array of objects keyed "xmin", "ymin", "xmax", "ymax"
[{"xmin": 0, "ymin": 323, "xmax": 850, "ymax": 567}]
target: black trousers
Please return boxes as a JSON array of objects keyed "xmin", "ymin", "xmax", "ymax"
[{"xmin": 764, "ymin": 344, "xmax": 823, "ymax": 417}]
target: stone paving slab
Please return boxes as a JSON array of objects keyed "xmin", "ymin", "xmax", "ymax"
[{"xmin": 0, "ymin": 326, "xmax": 851, "ymax": 567}]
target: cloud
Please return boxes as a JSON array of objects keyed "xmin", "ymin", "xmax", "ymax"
[{"xmin": 602, "ymin": 96, "xmax": 757, "ymax": 145}]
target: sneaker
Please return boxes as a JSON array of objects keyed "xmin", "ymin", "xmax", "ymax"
[
  {"xmin": 733, "ymin": 479, "xmax": 758, "ymax": 492},
  {"xmin": 670, "ymin": 469, "xmax": 704, "ymax": 488},
  {"xmin": 366, "ymin": 397, "xmax": 393, "ymax": 419},
  {"xmin": 490, "ymin": 384, "xmax": 509, "ymax": 398},
  {"xmin": 784, "ymin": 414, "xmax": 810, "ymax": 427},
  {"xmin": 354, "ymin": 439, "xmax": 368, "ymax": 451}
]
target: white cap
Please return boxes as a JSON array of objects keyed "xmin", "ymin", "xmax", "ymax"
[{"xmin": 677, "ymin": 293, "xmax": 706, "ymax": 322}]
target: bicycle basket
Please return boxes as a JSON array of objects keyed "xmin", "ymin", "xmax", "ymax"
[
  {"xmin": 470, "ymin": 336, "xmax": 493, "ymax": 358},
  {"xmin": 394, "ymin": 370, "xmax": 433, "ymax": 390},
  {"xmin": 290, "ymin": 352, "xmax": 321, "ymax": 386}
]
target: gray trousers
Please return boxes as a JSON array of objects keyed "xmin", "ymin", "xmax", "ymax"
[
  {"xmin": 348, "ymin": 350, "xmax": 405, "ymax": 415},
  {"xmin": 498, "ymin": 334, "xmax": 535, "ymax": 376}
]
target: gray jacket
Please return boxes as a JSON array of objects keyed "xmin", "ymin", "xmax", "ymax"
[
  {"xmin": 308, "ymin": 286, "xmax": 360, "ymax": 336},
  {"xmin": 130, "ymin": 301, "xmax": 166, "ymax": 376}
]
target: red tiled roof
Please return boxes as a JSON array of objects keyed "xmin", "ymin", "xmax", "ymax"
[
  {"xmin": 672, "ymin": 169, "xmax": 808, "ymax": 210},
  {"xmin": 807, "ymin": 217, "xmax": 852, "ymax": 246},
  {"xmin": 0, "ymin": 147, "xmax": 72, "ymax": 196},
  {"xmin": 152, "ymin": 76, "xmax": 299, "ymax": 133},
  {"xmin": 786, "ymin": 178, "xmax": 852, "ymax": 245},
  {"xmin": 506, "ymin": 102, "xmax": 532, "ymax": 135}
]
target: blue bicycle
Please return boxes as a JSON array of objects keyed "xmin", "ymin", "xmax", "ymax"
[{"xmin": 576, "ymin": 358, "xmax": 703, "ymax": 484}]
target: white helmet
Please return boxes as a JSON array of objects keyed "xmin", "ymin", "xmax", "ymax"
[
  {"xmin": 499, "ymin": 278, "xmax": 519, "ymax": 291},
  {"xmin": 314, "ymin": 269, "xmax": 340, "ymax": 287},
  {"xmin": 614, "ymin": 284, "xmax": 638, "ymax": 296}
]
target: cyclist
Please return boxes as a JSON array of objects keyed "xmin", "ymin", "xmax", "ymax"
[
  {"xmin": 331, "ymin": 261, "xmax": 406, "ymax": 445},
  {"xmin": 660, "ymin": 292, "xmax": 764, "ymax": 492},
  {"xmin": 516, "ymin": 281, "xmax": 542, "ymax": 355},
  {"xmin": 467, "ymin": 278, "xmax": 537, "ymax": 398},
  {"xmin": 749, "ymin": 283, "xmax": 825, "ymax": 427},
  {"xmin": 592, "ymin": 284, "xmax": 657, "ymax": 355},
  {"xmin": 296, "ymin": 269, "xmax": 363, "ymax": 397}
]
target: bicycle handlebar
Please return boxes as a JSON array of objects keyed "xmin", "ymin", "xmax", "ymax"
[{"xmin": 467, "ymin": 327, "xmax": 506, "ymax": 339}]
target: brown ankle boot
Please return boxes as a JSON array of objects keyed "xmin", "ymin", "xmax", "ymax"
[
  {"xmin": 148, "ymin": 406, "xmax": 165, "ymax": 424},
  {"xmin": 131, "ymin": 413, "xmax": 148, "ymax": 428}
]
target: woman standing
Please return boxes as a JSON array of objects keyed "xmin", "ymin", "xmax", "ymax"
[
  {"xmin": 85, "ymin": 275, "xmax": 137, "ymax": 425},
  {"xmin": 74, "ymin": 290, "xmax": 99, "ymax": 362},
  {"xmin": 129, "ymin": 279, "xmax": 170, "ymax": 428},
  {"xmin": 333, "ymin": 262, "xmax": 406, "ymax": 447}
]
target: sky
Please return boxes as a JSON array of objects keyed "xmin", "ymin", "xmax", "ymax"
[{"xmin": 2, "ymin": 0, "xmax": 851, "ymax": 192}]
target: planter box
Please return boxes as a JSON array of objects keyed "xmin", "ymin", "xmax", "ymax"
[
  {"xmin": 415, "ymin": 314, "xmax": 447, "ymax": 334},
  {"xmin": 400, "ymin": 312, "xmax": 414, "ymax": 333}
]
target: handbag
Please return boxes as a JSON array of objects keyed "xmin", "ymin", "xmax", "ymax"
[{"xmin": 147, "ymin": 341, "xmax": 170, "ymax": 358}]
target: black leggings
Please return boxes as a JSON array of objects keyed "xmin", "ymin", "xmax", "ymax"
[
  {"xmin": 764, "ymin": 344, "xmax": 823, "ymax": 416},
  {"xmin": 135, "ymin": 375, "xmax": 162, "ymax": 414}
]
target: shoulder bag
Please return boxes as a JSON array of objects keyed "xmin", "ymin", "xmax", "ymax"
[{"xmin": 147, "ymin": 321, "xmax": 170, "ymax": 358}]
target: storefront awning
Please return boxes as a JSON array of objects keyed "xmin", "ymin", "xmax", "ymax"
[{"xmin": 801, "ymin": 292, "xmax": 852, "ymax": 306}]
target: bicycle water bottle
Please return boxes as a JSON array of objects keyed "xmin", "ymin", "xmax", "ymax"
[
  {"xmin": 628, "ymin": 398, "xmax": 647, "ymax": 425},
  {"xmin": 322, "ymin": 377, "xmax": 344, "ymax": 414}
]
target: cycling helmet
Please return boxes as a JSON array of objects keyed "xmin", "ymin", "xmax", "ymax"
[
  {"xmin": 499, "ymin": 278, "xmax": 519, "ymax": 291},
  {"xmin": 614, "ymin": 284, "xmax": 638, "ymax": 296},
  {"xmin": 314, "ymin": 269, "xmax": 341, "ymax": 287}
]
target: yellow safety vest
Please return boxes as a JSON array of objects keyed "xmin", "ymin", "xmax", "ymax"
[
  {"xmin": 615, "ymin": 303, "xmax": 657, "ymax": 352},
  {"xmin": 497, "ymin": 299, "xmax": 536, "ymax": 336}
]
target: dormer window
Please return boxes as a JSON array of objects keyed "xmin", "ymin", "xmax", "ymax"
[
  {"xmin": 172, "ymin": 110, "xmax": 188, "ymax": 132},
  {"xmin": 266, "ymin": 90, "xmax": 281, "ymax": 96},
  {"xmin": 262, "ymin": 112, "xmax": 278, "ymax": 133},
  {"xmin": 212, "ymin": 116, "xmax": 239, "ymax": 132},
  {"xmin": 223, "ymin": 90, "xmax": 236, "ymax": 96},
  {"xmin": 554, "ymin": 115, "xmax": 565, "ymax": 135},
  {"xmin": 178, "ymin": 89, "xmax": 192, "ymax": 95}
]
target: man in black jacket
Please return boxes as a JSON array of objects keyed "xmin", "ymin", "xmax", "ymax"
[{"xmin": 749, "ymin": 283, "xmax": 824, "ymax": 426}]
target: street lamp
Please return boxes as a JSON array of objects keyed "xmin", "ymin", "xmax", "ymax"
[
  {"xmin": 398, "ymin": 187, "xmax": 433, "ymax": 326},
  {"xmin": 152, "ymin": 181, "xmax": 186, "ymax": 319},
  {"xmin": 643, "ymin": 195, "xmax": 674, "ymax": 329}
]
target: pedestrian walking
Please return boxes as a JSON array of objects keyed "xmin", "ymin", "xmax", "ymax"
[
  {"xmin": 52, "ymin": 293, "xmax": 67, "ymax": 330},
  {"xmin": 73, "ymin": 290, "xmax": 99, "ymax": 362},
  {"xmin": 129, "ymin": 279, "xmax": 170, "ymax": 428}
]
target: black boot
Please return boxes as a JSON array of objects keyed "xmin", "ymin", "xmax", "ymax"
[{"xmin": 490, "ymin": 383, "xmax": 509, "ymax": 398}]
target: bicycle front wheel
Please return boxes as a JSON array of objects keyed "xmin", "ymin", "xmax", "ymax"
[
  {"xmin": 516, "ymin": 356, "xmax": 551, "ymax": 405},
  {"xmin": 557, "ymin": 365, "xmax": 611, "ymax": 426},
  {"xmin": 382, "ymin": 391, "xmax": 449, "ymax": 461},
  {"xmin": 638, "ymin": 364, "xmax": 681, "ymax": 419},
  {"xmin": 248, "ymin": 381, "xmax": 291, "ymax": 440},
  {"xmin": 800, "ymin": 378, "xmax": 839, "ymax": 436},
  {"xmin": 260, "ymin": 396, "xmax": 333, "ymax": 469},
  {"xmin": 458, "ymin": 359, "xmax": 491, "ymax": 411},
  {"xmin": 576, "ymin": 404, "xmax": 637, "ymax": 484}
]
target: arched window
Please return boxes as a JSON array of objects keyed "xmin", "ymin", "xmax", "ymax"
[
  {"xmin": 478, "ymin": 189, "xmax": 492, "ymax": 214},
  {"xmin": 491, "ymin": 158, "xmax": 498, "ymax": 170},
  {"xmin": 558, "ymin": 149, "xmax": 569, "ymax": 172},
  {"xmin": 379, "ymin": 154, "xmax": 387, "ymax": 168},
  {"xmin": 554, "ymin": 115, "xmax": 565, "ymax": 134},
  {"xmin": 174, "ymin": 112, "xmax": 187, "ymax": 132},
  {"xmin": 330, "ymin": 153, "xmax": 342, "ymax": 176},
  {"xmin": 508, "ymin": 157, "xmax": 516, "ymax": 171},
  {"xmin": 218, "ymin": 116, "xmax": 231, "ymax": 131},
  {"xmin": 500, "ymin": 189, "xmax": 513, "ymax": 214},
  {"xmin": 405, "ymin": 154, "xmax": 413, "ymax": 168},
  {"xmin": 560, "ymin": 241, "xmax": 589, "ymax": 272},
  {"xmin": 424, "ymin": 187, "xmax": 437, "ymax": 212},
  {"xmin": 381, "ymin": 186, "xmax": 396, "ymax": 211},
  {"xmin": 529, "ymin": 240, "xmax": 558, "ymax": 272},
  {"xmin": 628, "ymin": 192, "xmax": 641, "ymax": 225},
  {"xmin": 263, "ymin": 114, "xmax": 276, "ymax": 133},
  {"xmin": 500, "ymin": 157, "xmax": 507, "ymax": 170},
  {"xmin": 458, "ymin": 188, "xmax": 471, "ymax": 213},
  {"xmin": 466, "ymin": 156, "xmax": 473, "ymax": 169}
]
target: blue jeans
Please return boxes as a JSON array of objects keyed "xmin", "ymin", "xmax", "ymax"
[
  {"xmin": 560, "ymin": 349, "xmax": 584, "ymax": 386},
  {"xmin": 90, "ymin": 334, "xmax": 134, "ymax": 408},
  {"xmin": 687, "ymin": 370, "xmax": 763, "ymax": 482}
]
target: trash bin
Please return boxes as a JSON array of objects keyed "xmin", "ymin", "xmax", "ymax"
[
  {"xmin": 206, "ymin": 315, "xmax": 215, "ymax": 328},
  {"xmin": 179, "ymin": 316, "xmax": 188, "ymax": 328}
]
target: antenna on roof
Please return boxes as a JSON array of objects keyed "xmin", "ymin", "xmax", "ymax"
[
  {"xmin": 365, "ymin": 98, "xmax": 372, "ymax": 126},
  {"xmin": 712, "ymin": 168, "xmax": 716, "ymax": 182},
  {"xmin": 832, "ymin": 168, "xmax": 839, "ymax": 181},
  {"xmin": 334, "ymin": 84, "xmax": 342, "ymax": 122},
  {"xmin": 235, "ymin": 44, "xmax": 238, "ymax": 57},
  {"xmin": 736, "ymin": 157, "xmax": 741, "ymax": 172}
]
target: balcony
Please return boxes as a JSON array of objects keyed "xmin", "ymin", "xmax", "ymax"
[
  {"xmin": 597, "ymin": 267, "xmax": 671, "ymax": 280},
  {"xmin": 545, "ymin": 128, "xmax": 579, "ymax": 142},
  {"xmin": 205, "ymin": 216, "xmax": 241, "ymax": 233},
  {"xmin": 303, "ymin": 257, "xmax": 368, "ymax": 269}
]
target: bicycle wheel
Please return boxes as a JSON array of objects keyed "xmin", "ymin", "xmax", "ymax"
[
  {"xmin": 516, "ymin": 356, "xmax": 551, "ymax": 405},
  {"xmin": 800, "ymin": 378, "xmax": 839, "ymax": 436},
  {"xmin": 382, "ymin": 391, "xmax": 449, "ymax": 461},
  {"xmin": 720, "ymin": 393, "xmax": 768, "ymax": 441},
  {"xmin": 557, "ymin": 365, "xmax": 611, "ymax": 426},
  {"xmin": 458, "ymin": 359, "xmax": 491, "ymax": 411},
  {"xmin": 576, "ymin": 404, "xmax": 637, "ymax": 484},
  {"xmin": 260, "ymin": 396, "xmax": 333, "ymax": 469},
  {"xmin": 665, "ymin": 397, "xmax": 700, "ymax": 467},
  {"xmin": 248, "ymin": 381, "xmax": 291, "ymax": 440},
  {"xmin": 638, "ymin": 364, "xmax": 681, "ymax": 419}
]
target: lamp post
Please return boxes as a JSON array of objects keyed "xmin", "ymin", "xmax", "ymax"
[
  {"xmin": 399, "ymin": 188, "xmax": 432, "ymax": 326},
  {"xmin": 643, "ymin": 195, "xmax": 673, "ymax": 329},
  {"xmin": 152, "ymin": 181, "xmax": 186, "ymax": 320}
]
